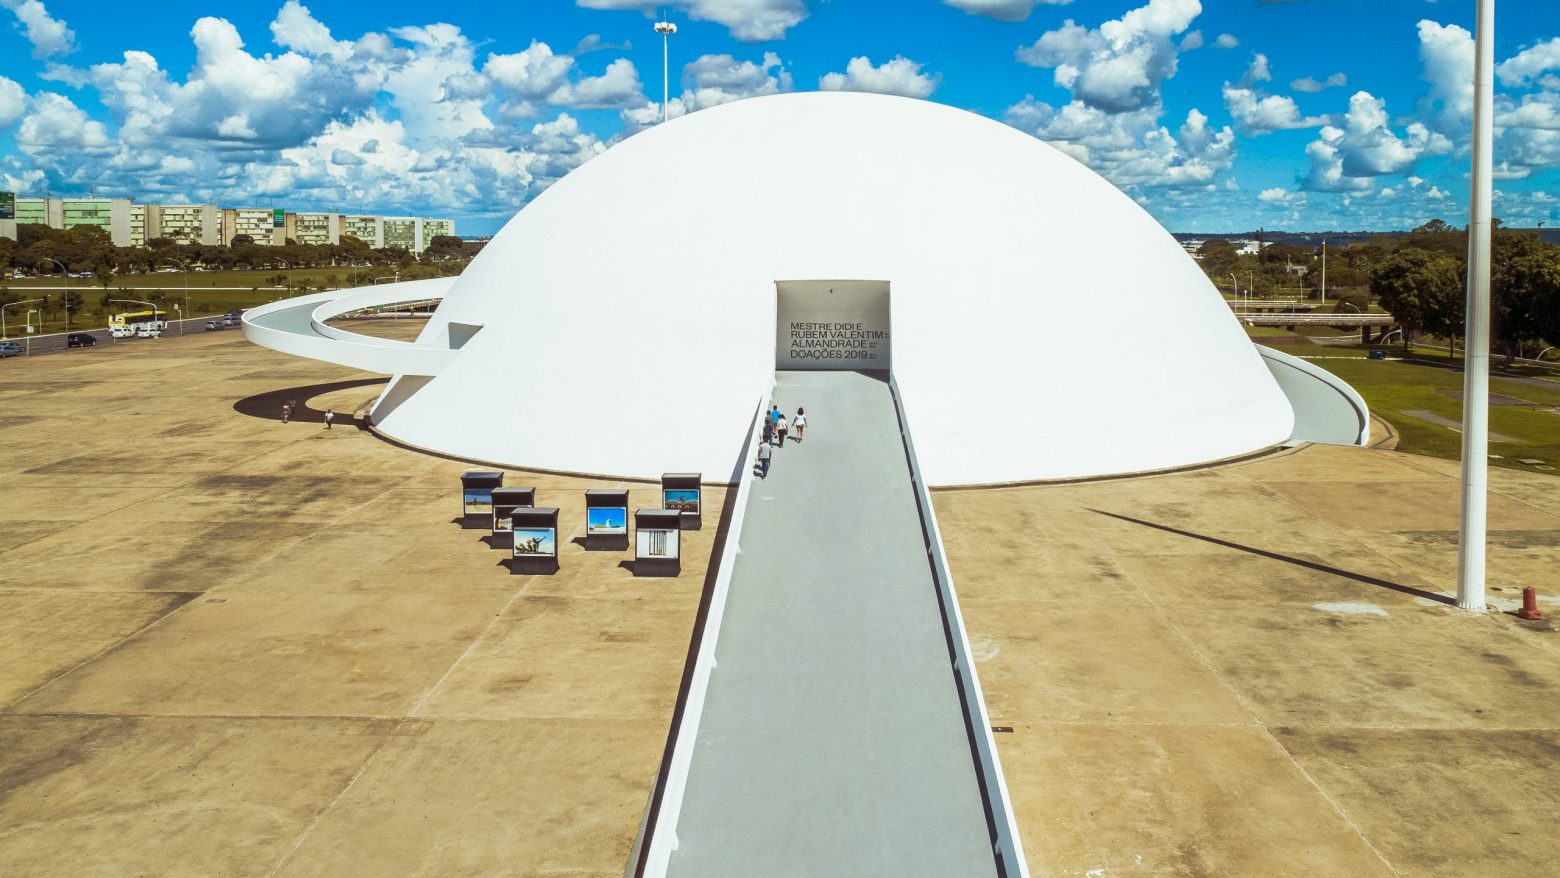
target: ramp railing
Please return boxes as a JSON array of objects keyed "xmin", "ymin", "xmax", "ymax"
[
  {"xmin": 631, "ymin": 384, "xmax": 774, "ymax": 877},
  {"xmin": 888, "ymin": 373, "xmax": 1031, "ymax": 877}
]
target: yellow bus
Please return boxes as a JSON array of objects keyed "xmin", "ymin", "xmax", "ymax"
[{"xmin": 108, "ymin": 309, "xmax": 168, "ymax": 338}]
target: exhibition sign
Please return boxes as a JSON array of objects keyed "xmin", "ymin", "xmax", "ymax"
[
  {"xmin": 509, "ymin": 507, "xmax": 560, "ymax": 574},
  {"xmin": 490, "ymin": 487, "xmax": 537, "ymax": 536},
  {"xmin": 775, "ymin": 280, "xmax": 891, "ymax": 371},
  {"xmin": 584, "ymin": 488, "xmax": 630, "ymax": 550},
  {"xmin": 460, "ymin": 470, "xmax": 504, "ymax": 517},
  {"xmin": 634, "ymin": 508, "xmax": 682, "ymax": 576},
  {"xmin": 661, "ymin": 472, "xmax": 702, "ymax": 531}
]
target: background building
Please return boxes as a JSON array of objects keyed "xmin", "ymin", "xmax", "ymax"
[
  {"xmin": 13, "ymin": 197, "xmax": 133, "ymax": 245},
  {"xmin": 3, "ymin": 195, "xmax": 452, "ymax": 253},
  {"xmin": 0, "ymin": 191, "xmax": 14, "ymax": 241}
]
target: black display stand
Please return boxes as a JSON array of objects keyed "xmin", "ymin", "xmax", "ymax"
[
  {"xmin": 460, "ymin": 470, "xmax": 504, "ymax": 519},
  {"xmin": 634, "ymin": 508, "xmax": 682, "ymax": 577},
  {"xmin": 489, "ymin": 487, "xmax": 536, "ymax": 538},
  {"xmin": 661, "ymin": 472, "xmax": 702, "ymax": 531},
  {"xmin": 509, "ymin": 506, "xmax": 560, "ymax": 574},
  {"xmin": 584, "ymin": 488, "xmax": 630, "ymax": 550}
]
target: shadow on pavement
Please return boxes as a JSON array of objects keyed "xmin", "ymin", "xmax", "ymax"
[
  {"xmin": 232, "ymin": 377, "xmax": 387, "ymax": 425},
  {"xmin": 1091, "ymin": 508, "xmax": 1457, "ymax": 606}
]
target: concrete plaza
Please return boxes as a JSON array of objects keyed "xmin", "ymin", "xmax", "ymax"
[{"xmin": 1, "ymin": 325, "xmax": 1557, "ymax": 876}]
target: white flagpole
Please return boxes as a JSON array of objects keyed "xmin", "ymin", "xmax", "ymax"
[{"xmin": 1457, "ymin": 0, "xmax": 1494, "ymax": 611}]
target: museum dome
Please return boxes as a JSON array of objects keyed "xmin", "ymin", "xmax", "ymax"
[{"xmin": 369, "ymin": 91, "xmax": 1295, "ymax": 485}]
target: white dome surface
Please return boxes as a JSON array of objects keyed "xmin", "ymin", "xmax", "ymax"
[{"xmin": 372, "ymin": 92, "xmax": 1294, "ymax": 485}]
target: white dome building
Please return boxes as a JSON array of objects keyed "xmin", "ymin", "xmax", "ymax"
[{"xmin": 247, "ymin": 92, "xmax": 1366, "ymax": 485}]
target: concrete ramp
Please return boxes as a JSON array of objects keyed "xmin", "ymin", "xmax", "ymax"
[{"xmin": 664, "ymin": 371, "xmax": 1001, "ymax": 876}]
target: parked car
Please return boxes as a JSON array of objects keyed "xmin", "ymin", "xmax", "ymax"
[
  {"xmin": 221, "ymin": 315, "xmax": 240, "ymax": 327},
  {"xmin": 66, "ymin": 333, "xmax": 97, "ymax": 348},
  {"xmin": 0, "ymin": 341, "xmax": 22, "ymax": 358},
  {"xmin": 205, "ymin": 320, "xmax": 222, "ymax": 331}
]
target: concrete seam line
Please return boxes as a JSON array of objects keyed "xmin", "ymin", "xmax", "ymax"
[
  {"xmin": 1119, "ymin": 559, "xmax": 1407, "ymax": 878},
  {"xmin": 264, "ymin": 731, "xmax": 400, "ymax": 877}
]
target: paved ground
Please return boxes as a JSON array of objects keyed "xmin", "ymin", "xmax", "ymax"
[
  {"xmin": 3, "ymin": 324, "xmax": 1558, "ymax": 876},
  {"xmin": 938, "ymin": 443, "xmax": 1560, "ymax": 878},
  {"xmin": 0, "ymin": 323, "xmax": 720, "ymax": 877},
  {"xmin": 669, "ymin": 371, "xmax": 995, "ymax": 876}
]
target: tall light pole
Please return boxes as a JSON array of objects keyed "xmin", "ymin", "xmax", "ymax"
[
  {"xmin": 1320, "ymin": 240, "xmax": 1327, "ymax": 305},
  {"xmin": 2, "ymin": 298, "xmax": 43, "ymax": 340},
  {"xmin": 41, "ymin": 257, "xmax": 71, "ymax": 332},
  {"xmin": 158, "ymin": 258, "xmax": 189, "ymax": 335},
  {"xmin": 655, "ymin": 20, "xmax": 677, "ymax": 123},
  {"xmin": 1457, "ymin": 0, "xmax": 1494, "ymax": 612}
]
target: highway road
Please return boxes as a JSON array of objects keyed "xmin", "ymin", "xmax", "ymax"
[{"xmin": 0, "ymin": 317, "xmax": 234, "ymax": 358}]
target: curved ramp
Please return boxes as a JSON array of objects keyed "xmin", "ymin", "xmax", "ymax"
[
  {"xmin": 1258, "ymin": 345, "xmax": 1371, "ymax": 446},
  {"xmin": 241, "ymin": 278, "xmax": 460, "ymax": 376}
]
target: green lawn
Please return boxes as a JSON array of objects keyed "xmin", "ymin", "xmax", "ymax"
[
  {"xmin": 1249, "ymin": 329, "xmax": 1560, "ymax": 474},
  {"xmin": 0, "ymin": 268, "xmax": 428, "ymax": 334}
]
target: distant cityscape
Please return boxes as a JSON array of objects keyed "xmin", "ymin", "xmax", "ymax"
[{"xmin": 0, "ymin": 191, "xmax": 453, "ymax": 254}]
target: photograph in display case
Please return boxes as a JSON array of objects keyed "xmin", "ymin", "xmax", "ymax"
[
  {"xmin": 463, "ymin": 488, "xmax": 493, "ymax": 514},
  {"xmin": 662, "ymin": 489, "xmax": 700, "ymax": 514},
  {"xmin": 587, "ymin": 506, "xmax": 627, "ymax": 535},
  {"xmin": 493, "ymin": 510, "xmax": 514, "ymax": 532},
  {"xmin": 512, "ymin": 528, "xmax": 556, "ymax": 557},
  {"xmin": 637, "ymin": 528, "xmax": 680, "ymax": 558}
]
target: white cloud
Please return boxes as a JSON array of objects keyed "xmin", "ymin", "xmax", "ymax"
[
  {"xmin": 1213, "ymin": 33, "xmax": 1238, "ymax": 49},
  {"xmin": 483, "ymin": 40, "xmax": 645, "ymax": 118},
  {"xmin": 1178, "ymin": 30, "xmax": 1202, "ymax": 51},
  {"xmin": 1497, "ymin": 36, "xmax": 1560, "ymax": 88},
  {"xmin": 1291, "ymin": 72, "xmax": 1346, "ymax": 93},
  {"xmin": 1258, "ymin": 187, "xmax": 1295, "ymax": 203},
  {"xmin": 619, "ymin": 50, "xmax": 792, "ymax": 133},
  {"xmin": 819, "ymin": 56, "xmax": 937, "ymax": 99},
  {"xmin": 1417, "ymin": 20, "xmax": 1473, "ymax": 132},
  {"xmin": 0, "ymin": 0, "xmax": 75, "ymax": 59},
  {"xmin": 941, "ymin": 0, "xmax": 1072, "ymax": 23},
  {"xmin": 575, "ymin": 0, "xmax": 807, "ymax": 42},
  {"xmin": 15, "ymin": 91, "xmax": 109, "ymax": 151},
  {"xmin": 1004, "ymin": 0, "xmax": 1231, "ymax": 191},
  {"xmin": 270, "ymin": 1, "xmax": 352, "ymax": 58},
  {"xmin": 1302, "ymin": 91, "xmax": 1451, "ymax": 192},
  {"xmin": 1016, "ymin": 0, "xmax": 1200, "ymax": 113},
  {"xmin": 0, "ymin": 75, "xmax": 26, "ymax": 128},
  {"xmin": 1223, "ymin": 84, "xmax": 1324, "ymax": 133},
  {"xmin": 1239, "ymin": 53, "xmax": 1271, "ymax": 86}
]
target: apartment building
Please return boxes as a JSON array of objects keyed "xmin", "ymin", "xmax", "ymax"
[
  {"xmin": 287, "ymin": 212, "xmax": 342, "ymax": 247},
  {"xmin": 221, "ymin": 208, "xmax": 285, "ymax": 246},
  {"xmin": 146, "ymin": 204, "xmax": 221, "ymax": 246},
  {"xmin": 5, "ymin": 194, "xmax": 452, "ymax": 253},
  {"xmin": 0, "ymin": 191, "xmax": 14, "ymax": 241},
  {"xmin": 12, "ymin": 197, "xmax": 133, "ymax": 245}
]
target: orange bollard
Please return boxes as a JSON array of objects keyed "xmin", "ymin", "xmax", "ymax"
[{"xmin": 1517, "ymin": 586, "xmax": 1543, "ymax": 620}]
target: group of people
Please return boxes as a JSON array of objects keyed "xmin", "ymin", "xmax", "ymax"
[
  {"xmin": 755, "ymin": 404, "xmax": 806, "ymax": 479},
  {"xmin": 278, "ymin": 398, "xmax": 336, "ymax": 429}
]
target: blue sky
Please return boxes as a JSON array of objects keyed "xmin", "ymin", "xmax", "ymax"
[{"xmin": 0, "ymin": 0, "xmax": 1556, "ymax": 234}]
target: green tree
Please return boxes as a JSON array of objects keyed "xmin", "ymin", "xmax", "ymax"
[
  {"xmin": 1495, "ymin": 250, "xmax": 1560, "ymax": 360},
  {"xmin": 1371, "ymin": 248, "xmax": 1465, "ymax": 348}
]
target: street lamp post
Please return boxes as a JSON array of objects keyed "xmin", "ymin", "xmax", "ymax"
[
  {"xmin": 25, "ymin": 309, "xmax": 41, "ymax": 354},
  {"xmin": 157, "ymin": 258, "xmax": 190, "ymax": 335},
  {"xmin": 40, "ymin": 257, "xmax": 71, "ymax": 333},
  {"xmin": 2, "ymin": 298, "xmax": 43, "ymax": 342},
  {"xmin": 655, "ymin": 20, "xmax": 677, "ymax": 123},
  {"xmin": 1320, "ymin": 240, "xmax": 1328, "ymax": 305},
  {"xmin": 1229, "ymin": 272, "xmax": 1238, "ymax": 306}
]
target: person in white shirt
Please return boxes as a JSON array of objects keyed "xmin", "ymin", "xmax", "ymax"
[{"xmin": 792, "ymin": 407, "xmax": 807, "ymax": 442}]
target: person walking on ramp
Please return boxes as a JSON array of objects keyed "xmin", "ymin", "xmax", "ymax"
[
  {"xmin": 756, "ymin": 438, "xmax": 773, "ymax": 479},
  {"xmin": 776, "ymin": 412, "xmax": 789, "ymax": 447},
  {"xmin": 793, "ymin": 407, "xmax": 806, "ymax": 442},
  {"xmin": 324, "ymin": 408, "xmax": 335, "ymax": 430}
]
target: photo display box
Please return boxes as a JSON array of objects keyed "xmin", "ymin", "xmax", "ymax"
[
  {"xmin": 490, "ymin": 487, "xmax": 537, "ymax": 536},
  {"xmin": 461, "ymin": 470, "xmax": 504, "ymax": 517},
  {"xmin": 509, "ymin": 507, "xmax": 559, "ymax": 574},
  {"xmin": 634, "ymin": 508, "xmax": 682, "ymax": 577},
  {"xmin": 661, "ymin": 473, "xmax": 702, "ymax": 531},
  {"xmin": 584, "ymin": 488, "xmax": 630, "ymax": 550}
]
